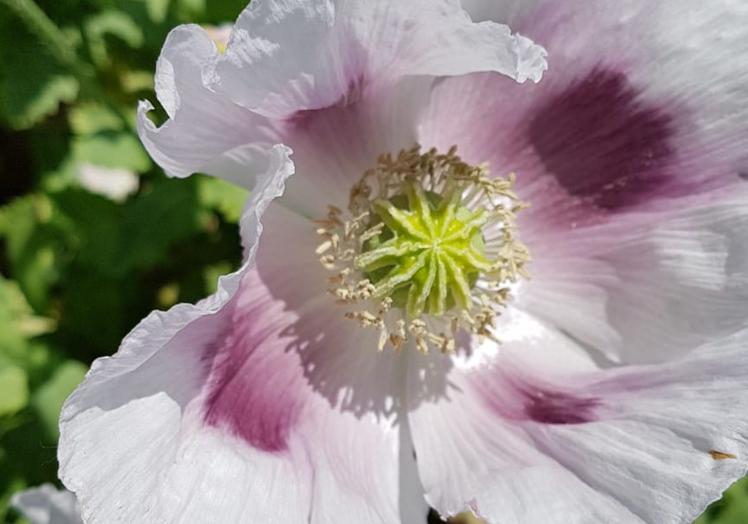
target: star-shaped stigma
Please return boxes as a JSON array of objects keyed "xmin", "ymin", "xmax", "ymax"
[
  {"xmin": 355, "ymin": 182, "xmax": 494, "ymax": 318},
  {"xmin": 316, "ymin": 146, "xmax": 528, "ymax": 353}
]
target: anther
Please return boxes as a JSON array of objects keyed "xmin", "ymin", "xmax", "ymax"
[{"xmin": 315, "ymin": 145, "xmax": 529, "ymax": 353}]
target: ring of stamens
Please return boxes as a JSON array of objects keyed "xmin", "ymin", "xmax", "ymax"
[{"xmin": 315, "ymin": 145, "xmax": 529, "ymax": 353}]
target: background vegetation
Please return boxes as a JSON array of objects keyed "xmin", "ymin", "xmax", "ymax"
[{"xmin": 0, "ymin": 1, "xmax": 744, "ymax": 522}]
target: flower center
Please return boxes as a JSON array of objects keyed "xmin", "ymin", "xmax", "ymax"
[
  {"xmin": 357, "ymin": 182, "xmax": 492, "ymax": 319},
  {"xmin": 316, "ymin": 146, "xmax": 529, "ymax": 353}
]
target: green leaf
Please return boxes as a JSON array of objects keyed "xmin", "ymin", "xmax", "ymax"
[
  {"xmin": 120, "ymin": 69, "xmax": 154, "ymax": 94},
  {"xmin": 68, "ymin": 102, "xmax": 124, "ymax": 135},
  {"xmin": 31, "ymin": 360, "xmax": 87, "ymax": 439},
  {"xmin": 0, "ymin": 15, "xmax": 79, "ymax": 129},
  {"xmin": 0, "ymin": 477, "xmax": 28, "ymax": 524},
  {"xmin": 143, "ymin": 0, "xmax": 170, "ymax": 23},
  {"xmin": 55, "ymin": 269, "xmax": 135, "ymax": 355},
  {"xmin": 0, "ymin": 367, "xmax": 29, "ymax": 416},
  {"xmin": 50, "ymin": 189, "xmax": 122, "ymax": 273},
  {"xmin": 0, "ymin": 76, "xmax": 78, "ymax": 130},
  {"xmin": 119, "ymin": 176, "xmax": 204, "ymax": 269},
  {"xmin": 0, "ymin": 198, "xmax": 64, "ymax": 312},
  {"xmin": 0, "ymin": 278, "xmax": 32, "ymax": 358},
  {"xmin": 50, "ymin": 176, "xmax": 203, "ymax": 277},
  {"xmin": 197, "ymin": 175, "xmax": 249, "ymax": 223},
  {"xmin": 41, "ymin": 124, "xmax": 145, "ymax": 195},
  {"xmin": 174, "ymin": 0, "xmax": 206, "ymax": 19},
  {"xmin": 71, "ymin": 130, "xmax": 151, "ymax": 172},
  {"xmin": 84, "ymin": 10, "xmax": 144, "ymax": 67},
  {"xmin": 203, "ymin": 261, "xmax": 233, "ymax": 294},
  {"xmin": 203, "ymin": 0, "xmax": 248, "ymax": 22},
  {"xmin": 0, "ymin": 277, "xmax": 56, "ymax": 405},
  {"xmin": 696, "ymin": 477, "xmax": 748, "ymax": 524}
]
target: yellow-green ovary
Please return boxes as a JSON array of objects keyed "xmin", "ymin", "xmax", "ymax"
[{"xmin": 354, "ymin": 182, "xmax": 494, "ymax": 318}]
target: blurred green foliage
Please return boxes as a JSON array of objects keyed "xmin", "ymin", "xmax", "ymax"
[
  {"xmin": 0, "ymin": 1, "xmax": 744, "ymax": 523},
  {"xmin": 0, "ymin": 0, "xmax": 248, "ymax": 521}
]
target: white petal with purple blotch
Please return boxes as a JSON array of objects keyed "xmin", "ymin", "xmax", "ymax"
[
  {"xmin": 407, "ymin": 187, "xmax": 748, "ymax": 523},
  {"xmin": 58, "ymin": 139, "xmax": 298, "ymax": 523},
  {"xmin": 409, "ymin": 328, "xmax": 748, "ymax": 524},
  {"xmin": 78, "ymin": 1, "xmax": 748, "ymax": 523},
  {"xmin": 139, "ymin": 0, "xmax": 548, "ymax": 215},
  {"xmin": 58, "ymin": 162, "xmax": 429, "ymax": 523},
  {"xmin": 425, "ymin": 0, "xmax": 748, "ymax": 233}
]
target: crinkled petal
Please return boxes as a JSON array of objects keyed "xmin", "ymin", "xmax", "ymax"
[
  {"xmin": 216, "ymin": 0, "xmax": 547, "ymax": 119},
  {"xmin": 11, "ymin": 485, "xmax": 82, "ymax": 524},
  {"xmin": 136, "ymin": 24, "xmax": 280, "ymax": 187},
  {"xmin": 463, "ymin": 0, "xmax": 748, "ymax": 134},
  {"xmin": 139, "ymin": 1, "xmax": 547, "ymax": 217},
  {"xmin": 409, "ymin": 329, "xmax": 748, "ymax": 524}
]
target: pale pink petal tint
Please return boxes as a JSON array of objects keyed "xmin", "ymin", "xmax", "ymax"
[{"xmin": 60, "ymin": 0, "xmax": 748, "ymax": 523}]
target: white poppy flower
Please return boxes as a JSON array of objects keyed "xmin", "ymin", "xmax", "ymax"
[{"xmin": 59, "ymin": 1, "xmax": 748, "ymax": 523}]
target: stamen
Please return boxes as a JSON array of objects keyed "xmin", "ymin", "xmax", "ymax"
[{"xmin": 316, "ymin": 145, "xmax": 529, "ymax": 353}]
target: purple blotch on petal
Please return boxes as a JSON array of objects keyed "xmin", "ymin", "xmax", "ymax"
[
  {"xmin": 528, "ymin": 68, "xmax": 675, "ymax": 210},
  {"xmin": 522, "ymin": 388, "xmax": 599, "ymax": 425},
  {"xmin": 202, "ymin": 296, "xmax": 301, "ymax": 453}
]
